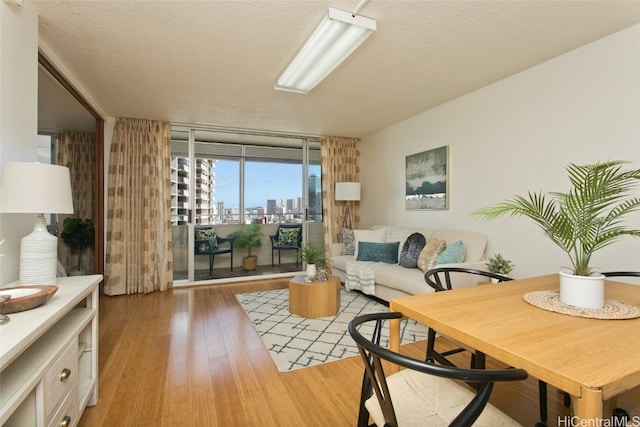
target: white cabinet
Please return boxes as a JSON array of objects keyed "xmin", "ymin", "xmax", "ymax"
[{"xmin": 0, "ymin": 275, "xmax": 101, "ymax": 427}]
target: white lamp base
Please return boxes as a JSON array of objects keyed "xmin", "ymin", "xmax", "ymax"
[{"xmin": 19, "ymin": 214, "xmax": 58, "ymax": 285}]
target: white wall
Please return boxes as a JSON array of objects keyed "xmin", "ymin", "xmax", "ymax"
[
  {"xmin": 360, "ymin": 24, "xmax": 640, "ymax": 279},
  {"xmin": 0, "ymin": 1, "xmax": 39, "ymax": 284}
]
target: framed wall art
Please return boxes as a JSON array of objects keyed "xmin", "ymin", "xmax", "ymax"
[{"xmin": 405, "ymin": 145, "xmax": 449, "ymax": 210}]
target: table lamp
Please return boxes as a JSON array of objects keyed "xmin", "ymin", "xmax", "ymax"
[
  {"xmin": 0, "ymin": 162, "xmax": 74, "ymax": 284},
  {"xmin": 335, "ymin": 182, "xmax": 361, "ymax": 230}
]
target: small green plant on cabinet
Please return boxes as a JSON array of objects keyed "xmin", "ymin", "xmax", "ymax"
[
  {"xmin": 60, "ymin": 217, "xmax": 95, "ymax": 272},
  {"xmin": 485, "ymin": 253, "xmax": 515, "ymax": 275},
  {"xmin": 297, "ymin": 243, "xmax": 326, "ymax": 267}
]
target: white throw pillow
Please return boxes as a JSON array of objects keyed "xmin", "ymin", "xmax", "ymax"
[{"xmin": 353, "ymin": 229, "xmax": 387, "ymax": 258}]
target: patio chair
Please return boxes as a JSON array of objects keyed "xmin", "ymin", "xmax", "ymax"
[
  {"xmin": 269, "ymin": 224, "xmax": 302, "ymax": 268},
  {"xmin": 194, "ymin": 226, "xmax": 235, "ymax": 276}
]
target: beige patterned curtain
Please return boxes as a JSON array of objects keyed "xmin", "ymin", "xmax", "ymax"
[
  {"xmin": 57, "ymin": 131, "xmax": 95, "ymax": 274},
  {"xmin": 320, "ymin": 136, "xmax": 360, "ymax": 249},
  {"xmin": 104, "ymin": 118, "xmax": 173, "ymax": 295}
]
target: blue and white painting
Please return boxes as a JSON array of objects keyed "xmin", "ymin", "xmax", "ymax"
[{"xmin": 406, "ymin": 145, "xmax": 449, "ymax": 210}]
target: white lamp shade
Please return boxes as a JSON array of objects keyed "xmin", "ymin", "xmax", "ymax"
[
  {"xmin": 335, "ymin": 182, "xmax": 361, "ymax": 201},
  {"xmin": 1, "ymin": 162, "xmax": 74, "ymax": 285},
  {"xmin": 0, "ymin": 162, "xmax": 74, "ymax": 214}
]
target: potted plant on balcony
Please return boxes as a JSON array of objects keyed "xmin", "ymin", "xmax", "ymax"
[
  {"xmin": 474, "ymin": 160, "xmax": 640, "ymax": 309},
  {"xmin": 60, "ymin": 217, "xmax": 95, "ymax": 275},
  {"xmin": 297, "ymin": 243, "xmax": 326, "ymax": 279},
  {"xmin": 229, "ymin": 223, "xmax": 264, "ymax": 271}
]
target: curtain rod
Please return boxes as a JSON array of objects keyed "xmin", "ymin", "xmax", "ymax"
[{"xmin": 171, "ymin": 122, "xmax": 322, "ymax": 141}]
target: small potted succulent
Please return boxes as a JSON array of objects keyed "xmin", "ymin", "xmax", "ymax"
[{"xmin": 485, "ymin": 253, "xmax": 515, "ymax": 281}]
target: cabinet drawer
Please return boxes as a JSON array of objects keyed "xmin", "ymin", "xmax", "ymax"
[
  {"xmin": 47, "ymin": 387, "xmax": 78, "ymax": 427},
  {"xmin": 44, "ymin": 338, "xmax": 78, "ymax": 419}
]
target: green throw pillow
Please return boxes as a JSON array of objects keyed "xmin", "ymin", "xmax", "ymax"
[
  {"xmin": 435, "ymin": 240, "xmax": 466, "ymax": 265},
  {"xmin": 278, "ymin": 228, "xmax": 300, "ymax": 246},
  {"xmin": 356, "ymin": 241, "xmax": 400, "ymax": 264},
  {"xmin": 195, "ymin": 228, "xmax": 217, "ymax": 251}
]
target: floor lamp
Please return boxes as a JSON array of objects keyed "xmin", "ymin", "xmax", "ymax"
[
  {"xmin": 0, "ymin": 162, "xmax": 74, "ymax": 285},
  {"xmin": 335, "ymin": 182, "xmax": 360, "ymax": 230}
]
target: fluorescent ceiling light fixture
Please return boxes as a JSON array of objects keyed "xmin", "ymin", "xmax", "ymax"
[{"xmin": 275, "ymin": 7, "xmax": 376, "ymax": 94}]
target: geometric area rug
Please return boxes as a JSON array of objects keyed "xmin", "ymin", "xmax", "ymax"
[{"xmin": 236, "ymin": 287, "xmax": 430, "ymax": 372}]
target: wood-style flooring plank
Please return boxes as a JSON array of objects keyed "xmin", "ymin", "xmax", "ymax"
[{"xmin": 79, "ymin": 277, "xmax": 639, "ymax": 426}]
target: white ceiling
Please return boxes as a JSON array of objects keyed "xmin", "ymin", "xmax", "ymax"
[{"xmin": 32, "ymin": 0, "xmax": 640, "ymax": 138}]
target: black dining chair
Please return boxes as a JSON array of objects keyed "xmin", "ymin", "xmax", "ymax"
[
  {"xmin": 423, "ymin": 267, "xmax": 513, "ymax": 368},
  {"xmin": 348, "ymin": 311, "xmax": 528, "ymax": 427},
  {"xmin": 424, "ymin": 267, "xmax": 556, "ymax": 427}
]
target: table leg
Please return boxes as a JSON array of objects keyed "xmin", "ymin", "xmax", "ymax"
[
  {"xmin": 389, "ymin": 317, "xmax": 400, "ymax": 353},
  {"xmin": 389, "ymin": 308, "xmax": 401, "ymax": 374},
  {"xmin": 572, "ymin": 387, "xmax": 602, "ymax": 423}
]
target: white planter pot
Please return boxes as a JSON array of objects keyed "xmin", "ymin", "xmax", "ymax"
[
  {"xmin": 305, "ymin": 264, "xmax": 317, "ymax": 280},
  {"xmin": 559, "ymin": 270, "xmax": 605, "ymax": 309}
]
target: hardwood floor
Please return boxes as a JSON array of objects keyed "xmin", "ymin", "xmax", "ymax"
[{"xmin": 79, "ymin": 278, "xmax": 638, "ymax": 426}]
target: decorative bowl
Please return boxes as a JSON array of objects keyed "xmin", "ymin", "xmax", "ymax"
[{"xmin": 0, "ymin": 285, "xmax": 59, "ymax": 314}]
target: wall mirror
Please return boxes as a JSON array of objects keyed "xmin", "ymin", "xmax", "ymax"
[{"xmin": 38, "ymin": 53, "xmax": 105, "ymax": 276}]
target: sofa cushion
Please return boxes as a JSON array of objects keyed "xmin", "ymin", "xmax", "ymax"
[
  {"xmin": 435, "ymin": 240, "xmax": 466, "ymax": 264},
  {"xmin": 417, "ymin": 239, "xmax": 447, "ymax": 272},
  {"xmin": 354, "ymin": 228, "xmax": 386, "ymax": 258},
  {"xmin": 374, "ymin": 263, "xmax": 431, "ymax": 296},
  {"xmin": 357, "ymin": 241, "xmax": 400, "ymax": 264},
  {"xmin": 341, "ymin": 228, "xmax": 356, "ymax": 255},
  {"xmin": 399, "ymin": 232, "xmax": 426, "ymax": 268},
  {"xmin": 430, "ymin": 229, "xmax": 486, "ymax": 262}
]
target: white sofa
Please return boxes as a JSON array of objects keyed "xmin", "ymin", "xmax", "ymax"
[{"xmin": 330, "ymin": 225, "xmax": 488, "ymax": 302}]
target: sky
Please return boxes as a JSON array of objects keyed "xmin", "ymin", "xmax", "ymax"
[{"xmin": 214, "ymin": 160, "xmax": 320, "ymax": 208}]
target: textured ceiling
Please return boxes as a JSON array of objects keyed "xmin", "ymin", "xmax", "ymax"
[{"xmin": 32, "ymin": 0, "xmax": 640, "ymax": 138}]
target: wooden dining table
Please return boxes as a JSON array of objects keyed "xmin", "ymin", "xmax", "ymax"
[{"xmin": 388, "ymin": 274, "xmax": 640, "ymax": 422}]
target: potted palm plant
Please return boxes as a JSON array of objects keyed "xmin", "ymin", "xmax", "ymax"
[
  {"xmin": 60, "ymin": 217, "xmax": 95, "ymax": 275},
  {"xmin": 229, "ymin": 224, "xmax": 264, "ymax": 271},
  {"xmin": 297, "ymin": 243, "xmax": 326, "ymax": 278},
  {"xmin": 474, "ymin": 160, "xmax": 640, "ymax": 309}
]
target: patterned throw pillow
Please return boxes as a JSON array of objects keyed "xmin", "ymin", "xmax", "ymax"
[
  {"xmin": 341, "ymin": 228, "xmax": 355, "ymax": 255},
  {"xmin": 435, "ymin": 240, "xmax": 466, "ymax": 265},
  {"xmin": 399, "ymin": 232, "xmax": 427, "ymax": 268},
  {"xmin": 195, "ymin": 228, "xmax": 217, "ymax": 252},
  {"xmin": 356, "ymin": 241, "xmax": 400, "ymax": 264},
  {"xmin": 417, "ymin": 239, "xmax": 447, "ymax": 272},
  {"xmin": 278, "ymin": 228, "xmax": 300, "ymax": 246}
]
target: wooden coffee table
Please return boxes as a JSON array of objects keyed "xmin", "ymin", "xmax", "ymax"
[{"xmin": 288, "ymin": 275, "xmax": 340, "ymax": 318}]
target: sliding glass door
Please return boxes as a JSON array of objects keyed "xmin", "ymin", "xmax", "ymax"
[{"xmin": 170, "ymin": 127, "xmax": 323, "ymax": 283}]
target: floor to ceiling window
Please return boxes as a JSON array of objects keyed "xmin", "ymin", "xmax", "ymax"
[{"xmin": 171, "ymin": 126, "xmax": 323, "ymax": 283}]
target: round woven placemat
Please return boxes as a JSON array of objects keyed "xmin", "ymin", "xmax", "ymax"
[{"xmin": 523, "ymin": 291, "xmax": 640, "ymax": 320}]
